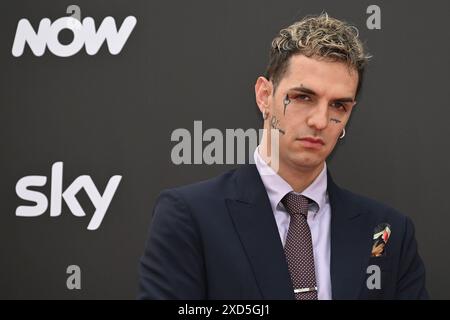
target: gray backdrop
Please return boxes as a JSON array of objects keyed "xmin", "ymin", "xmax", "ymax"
[{"xmin": 1, "ymin": 0, "xmax": 449, "ymax": 299}]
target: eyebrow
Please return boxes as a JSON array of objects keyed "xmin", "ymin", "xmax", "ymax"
[{"xmin": 289, "ymin": 85, "xmax": 355, "ymax": 103}]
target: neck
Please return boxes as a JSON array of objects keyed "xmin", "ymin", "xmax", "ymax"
[{"xmin": 278, "ymin": 160, "xmax": 324, "ymax": 193}]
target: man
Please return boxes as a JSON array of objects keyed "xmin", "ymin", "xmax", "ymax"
[{"xmin": 138, "ymin": 13, "xmax": 428, "ymax": 300}]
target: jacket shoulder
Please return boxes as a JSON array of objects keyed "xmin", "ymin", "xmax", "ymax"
[{"xmin": 338, "ymin": 186, "xmax": 408, "ymax": 222}]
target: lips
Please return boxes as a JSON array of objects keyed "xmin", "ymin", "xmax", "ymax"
[
  {"xmin": 299, "ymin": 137, "xmax": 325, "ymax": 145},
  {"xmin": 297, "ymin": 137, "xmax": 325, "ymax": 150}
]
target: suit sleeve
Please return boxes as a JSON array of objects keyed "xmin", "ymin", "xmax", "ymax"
[
  {"xmin": 138, "ymin": 189, "xmax": 206, "ymax": 299},
  {"xmin": 395, "ymin": 216, "xmax": 429, "ymax": 299}
]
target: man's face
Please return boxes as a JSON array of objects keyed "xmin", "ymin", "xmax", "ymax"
[{"xmin": 261, "ymin": 54, "xmax": 359, "ymax": 172}]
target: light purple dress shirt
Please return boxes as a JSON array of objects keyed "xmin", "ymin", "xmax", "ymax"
[{"xmin": 253, "ymin": 146, "xmax": 332, "ymax": 300}]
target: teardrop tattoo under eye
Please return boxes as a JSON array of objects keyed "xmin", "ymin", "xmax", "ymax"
[{"xmin": 283, "ymin": 94, "xmax": 291, "ymax": 115}]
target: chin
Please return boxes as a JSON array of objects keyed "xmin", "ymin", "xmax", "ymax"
[{"xmin": 285, "ymin": 153, "xmax": 324, "ymax": 170}]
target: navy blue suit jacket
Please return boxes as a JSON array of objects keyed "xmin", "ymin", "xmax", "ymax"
[{"xmin": 138, "ymin": 164, "xmax": 428, "ymax": 299}]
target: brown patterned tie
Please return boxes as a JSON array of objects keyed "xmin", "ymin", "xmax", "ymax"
[{"xmin": 282, "ymin": 192, "xmax": 318, "ymax": 300}]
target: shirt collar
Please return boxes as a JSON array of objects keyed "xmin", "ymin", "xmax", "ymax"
[{"xmin": 253, "ymin": 146, "xmax": 328, "ymax": 215}]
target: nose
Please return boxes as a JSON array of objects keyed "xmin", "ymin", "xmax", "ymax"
[{"xmin": 306, "ymin": 103, "xmax": 329, "ymax": 131}]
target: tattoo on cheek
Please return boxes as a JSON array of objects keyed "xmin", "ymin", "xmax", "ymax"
[
  {"xmin": 271, "ymin": 115, "xmax": 286, "ymax": 135},
  {"xmin": 330, "ymin": 118, "xmax": 342, "ymax": 124},
  {"xmin": 283, "ymin": 94, "xmax": 291, "ymax": 116}
]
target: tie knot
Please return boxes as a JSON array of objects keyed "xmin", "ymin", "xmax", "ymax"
[{"xmin": 281, "ymin": 192, "xmax": 310, "ymax": 216}]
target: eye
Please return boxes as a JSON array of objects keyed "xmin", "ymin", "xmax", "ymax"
[
  {"xmin": 330, "ymin": 101, "xmax": 347, "ymax": 112},
  {"xmin": 295, "ymin": 94, "xmax": 311, "ymax": 101}
]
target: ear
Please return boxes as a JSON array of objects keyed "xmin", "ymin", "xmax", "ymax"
[{"xmin": 254, "ymin": 76, "xmax": 273, "ymax": 113}]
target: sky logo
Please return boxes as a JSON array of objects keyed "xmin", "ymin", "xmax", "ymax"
[{"xmin": 15, "ymin": 162, "xmax": 122, "ymax": 230}]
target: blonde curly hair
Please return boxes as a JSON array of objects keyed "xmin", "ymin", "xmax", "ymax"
[{"xmin": 265, "ymin": 13, "xmax": 371, "ymax": 96}]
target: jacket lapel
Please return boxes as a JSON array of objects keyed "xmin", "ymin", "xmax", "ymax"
[
  {"xmin": 226, "ymin": 164, "xmax": 374, "ymax": 300},
  {"xmin": 226, "ymin": 165, "xmax": 294, "ymax": 299},
  {"xmin": 327, "ymin": 170, "xmax": 373, "ymax": 299}
]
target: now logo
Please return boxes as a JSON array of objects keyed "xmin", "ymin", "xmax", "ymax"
[
  {"xmin": 12, "ymin": 15, "xmax": 137, "ymax": 57},
  {"xmin": 15, "ymin": 162, "xmax": 122, "ymax": 230}
]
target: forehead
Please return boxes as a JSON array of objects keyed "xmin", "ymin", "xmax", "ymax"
[{"xmin": 281, "ymin": 54, "xmax": 358, "ymax": 97}]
